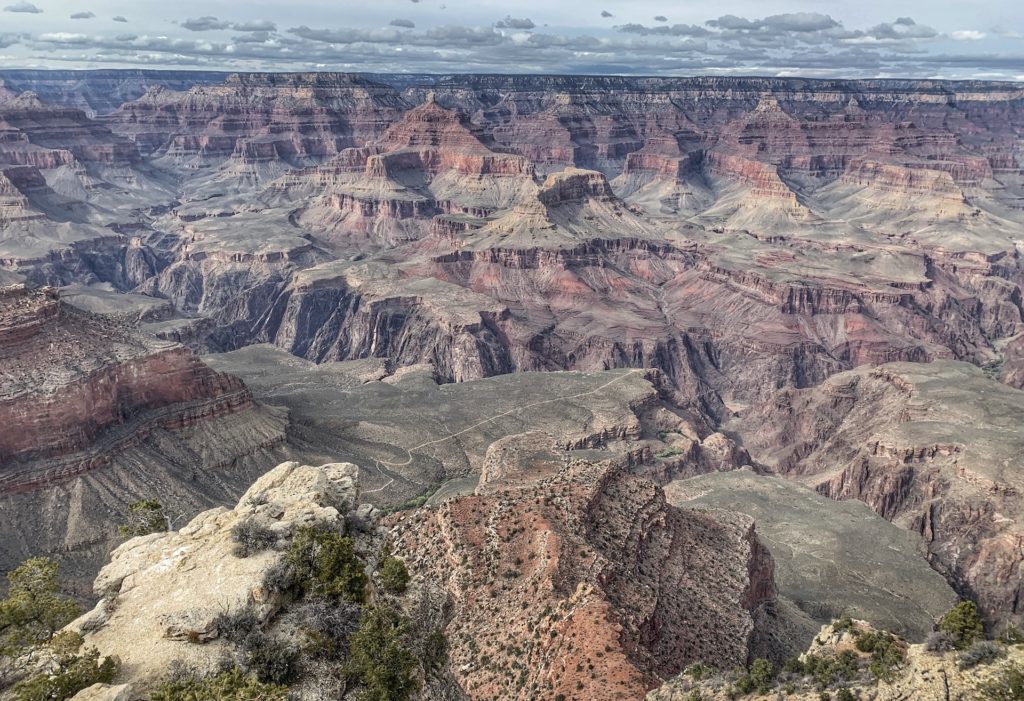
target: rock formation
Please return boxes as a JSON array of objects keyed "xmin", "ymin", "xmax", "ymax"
[{"xmin": 739, "ymin": 360, "xmax": 1024, "ymax": 629}]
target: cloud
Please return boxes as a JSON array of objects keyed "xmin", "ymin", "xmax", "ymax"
[
  {"xmin": 495, "ymin": 16, "xmax": 535, "ymax": 30},
  {"xmin": 10, "ymin": 7, "xmax": 1017, "ymax": 80},
  {"xmin": 951, "ymin": 30, "xmax": 986, "ymax": 41},
  {"xmin": 232, "ymin": 20, "xmax": 276, "ymax": 32},
  {"xmin": 601, "ymin": 11, "xmax": 613, "ymax": 18},
  {"xmin": 112, "ymin": 15, "xmax": 127, "ymax": 23},
  {"xmin": 654, "ymin": 16, "xmax": 667, "ymax": 23},
  {"xmin": 3, "ymin": 1, "xmax": 41, "ymax": 13},
  {"xmin": 0, "ymin": 32, "xmax": 20, "ymax": 48},
  {"xmin": 182, "ymin": 16, "xmax": 230, "ymax": 31},
  {"xmin": 70, "ymin": 11, "xmax": 95, "ymax": 19},
  {"xmin": 618, "ymin": 23, "xmax": 710, "ymax": 37}
]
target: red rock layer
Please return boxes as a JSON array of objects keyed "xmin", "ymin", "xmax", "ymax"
[
  {"xmin": 0, "ymin": 286, "xmax": 252, "ymax": 489},
  {"xmin": 389, "ymin": 453, "xmax": 776, "ymax": 700}
]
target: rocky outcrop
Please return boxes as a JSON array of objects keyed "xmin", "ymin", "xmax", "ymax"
[
  {"xmin": 389, "ymin": 446, "xmax": 779, "ymax": 700},
  {"xmin": 70, "ymin": 461, "xmax": 360, "ymax": 686}
]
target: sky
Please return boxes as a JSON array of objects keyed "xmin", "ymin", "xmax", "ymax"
[{"xmin": 0, "ymin": 0, "xmax": 1022, "ymax": 80}]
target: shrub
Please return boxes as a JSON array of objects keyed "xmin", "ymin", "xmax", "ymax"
[
  {"xmin": 0, "ymin": 558, "xmax": 80, "ymax": 656},
  {"xmin": 230, "ymin": 519, "xmax": 279, "ymax": 558},
  {"xmin": 923, "ymin": 630, "xmax": 956, "ymax": 653},
  {"xmin": 296, "ymin": 598, "xmax": 362, "ymax": 660},
  {"xmin": 150, "ymin": 667, "xmax": 288, "ymax": 701},
  {"xmin": 982, "ymin": 663, "xmax": 1024, "ymax": 700},
  {"xmin": 959, "ymin": 640, "xmax": 1005, "ymax": 669},
  {"xmin": 684, "ymin": 662, "xmax": 714, "ymax": 681},
  {"xmin": 782, "ymin": 656, "xmax": 806, "ymax": 675},
  {"xmin": 237, "ymin": 631, "xmax": 299, "ymax": 684},
  {"xmin": 12, "ymin": 637, "xmax": 117, "ymax": 701},
  {"xmin": 749, "ymin": 658, "xmax": 775, "ymax": 693},
  {"xmin": 832, "ymin": 616, "xmax": 854, "ymax": 634},
  {"xmin": 287, "ymin": 526, "xmax": 367, "ymax": 603},
  {"xmin": 213, "ymin": 607, "xmax": 260, "ymax": 645},
  {"xmin": 939, "ymin": 601, "xmax": 984, "ymax": 650},
  {"xmin": 422, "ymin": 628, "xmax": 448, "ymax": 674},
  {"xmin": 117, "ymin": 499, "xmax": 168, "ymax": 538},
  {"xmin": 262, "ymin": 559, "xmax": 295, "ymax": 594},
  {"xmin": 836, "ymin": 689, "xmax": 857, "ymax": 701},
  {"xmin": 345, "ymin": 605, "xmax": 419, "ymax": 701},
  {"xmin": 378, "ymin": 556, "xmax": 410, "ymax": 595},
  {"xmin": 854, "ymin": 631, "xmax": 905, "ymax": 681}
]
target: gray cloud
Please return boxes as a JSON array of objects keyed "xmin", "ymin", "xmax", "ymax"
[
  {"xmin": 112, "ymin": 15, "xmax": 127, "ymax": 23},
  {"xmin": 618, "ymin": 23, "xmax": 710, "ymax": 37},
  {"xmin": 4, "ymin": 1, "xmax": 41, "ymax": 13},
  {"xmin": 70, "ymin": 11, "xmax": 95, "ymax": 19},
  {"xmin": 654, "ymin": 16, "xmax": 667, "ymax": 23},
  {"xmin": 0, "ymin": 32, "xmax": 21, "ymax": 47},
  {"xmin": 601, "ymin": 11, "xmax": 612, "ymax": 18},
  {"xmin": 7, "ymin": 7, "xmax": 1021, "ymax": 81},
  {"xmin": 182, "ymin": 16, "xmax": 230, "ymax": 31},
  {"xmin": 233, "ymin": 20, "xmax": 276, "ymax": 32},
  {"xmin": 495, "ymin": 16, "xmax": 535, "ymax": 30}
]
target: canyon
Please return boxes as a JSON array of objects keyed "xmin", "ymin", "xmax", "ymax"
[{"xmin": 1, "ymin": 70, "xmax": 1023, "ymax": 699}]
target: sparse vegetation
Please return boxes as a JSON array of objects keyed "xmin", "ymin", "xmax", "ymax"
[
  {"xmin": 229, "ymin": 518, "xmax": 279, "ymax": 558},
  {"xmin": 345, "ymin": 605, "xmax": 420, "ymax": 701},
  {"xmin": 981, "ymin": 663, "xmax": 1024, "ymax": 700},
  {"xmin": 0, "ymin": 558, "xmax": 80, "ymax": 657},
  {"xmin": 150, "ymin": 666, "xmax": 288, "ymax": 701},
  {"xmin": 117, "ymin": 499, "xmax": 169, "ymax": 538},
  {"xmin": 10, "ymin": 632, "xmax": 117, "ymax": 701},
  {"xmin": 378, "ymin": 553, "xmax": 410, "ymax": 595},
  {"xmin": 959, "ymin": 640, "xmax": 1004, "ymax": 669},
  {"xmin": 939, "ymin": 601, "xmax": 985, "ymax": 650},
  {"xmin": 287, "ymin": 526, "xmax": 368, "ymax": 603}
]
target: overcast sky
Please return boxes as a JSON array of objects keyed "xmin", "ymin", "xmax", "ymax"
[{"xmin": 1, "ymin": 0, "xmax": 1022, "ymax": 80}]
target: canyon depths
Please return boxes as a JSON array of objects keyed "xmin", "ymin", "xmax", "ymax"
[{"xmin": 1, "ymin": 69, "xmax": 1024, "ymax": 695}]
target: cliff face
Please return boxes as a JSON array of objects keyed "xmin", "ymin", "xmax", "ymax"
[
  {"xmin": 739, "ymin": 360, "xmax": 1024, "ymax": 629},
  {"xmin": 389, "ymin": 440, "xmax": 778, "ymax": 700},
  {"xmin": 0, "ymin": 285, "xmax": 251, "ymax": 484}
]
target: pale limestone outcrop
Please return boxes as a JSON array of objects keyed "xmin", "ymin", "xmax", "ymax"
[{"xmin": 69, "ymin": 461, "xmax": 360, "ymax": 686}]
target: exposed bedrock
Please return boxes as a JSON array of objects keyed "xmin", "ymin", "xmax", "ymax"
[
  {"xmin": 738, "ymin": 360, "xmax": 1024, "ymax": 629},
  {"xmin": 390, "ymin": 448, "xmax": 780, "ymax": 699}
]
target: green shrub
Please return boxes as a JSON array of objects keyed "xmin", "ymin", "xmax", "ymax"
[
  {"xmin": 684, "ymin": 662, "xmax": 714, "ymax": 681},
  {"xmin": 150, "ymin": 667, "xmax": 288, "ymax": 701},
  {"xmin": 0, "ymin": 558, "xmax": 80, "ymax": 657},
  {"xmin": 982, "ymin": 663, "xmax": 1024, "ymax": 700},
  {"xmin": 782, "ymin": 656, "xmax": 806, "ymax": 675},
  {"xmin": 422, "ymin": 628, "xmax": 448, "ymax": 674},
  {"xmin": 856, "ymin": 631, "xmax": 905, "ymax": 682},
  {"xmin": 12, "ymin": 635, "xmax": 117, "ymax": 701},
  {"xmin": 288, "ymin": 526, "xmax": 367, "ymax": 603},
  {"xmin": 959, "ymin": 640, "xmax": 1005, "ymax": 669},
  {"xmin": 749, "ymin": 658, "xmax": 774, "ymax": 693},
  {"xmin": 378, "ymin": 556, "xmax": 410, "ymax": 595},
  {"xmin": 345, "ymin": 605, "xmax": 419, "ymax": 701},
  {"xmin": 832, "ymin": 616, "xmax": 854, "ymax": 634},
  {"xmin": 939, "ymin": 601, "xmax": 984, "ymax": 650},
  {"xmin": 230, "ymin": 519, "xmax": 279, "ymax": 558},
  {"xmin": 117, "ymin": 499, "xmax": 168, "ymax": 538},
  {"xmin": 836, "ymin": 689, "xmax": 857, "ymax": 701}
]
